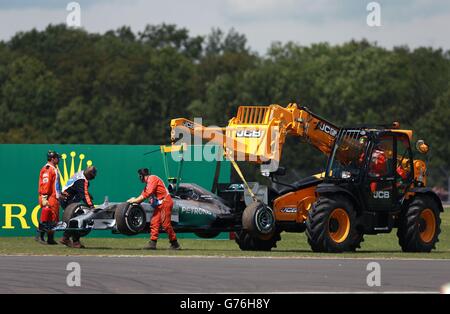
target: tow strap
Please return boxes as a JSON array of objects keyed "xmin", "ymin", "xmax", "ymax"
[{"xmin": 225, "ymin": 149, "xmax": 257, "ymax": 202}]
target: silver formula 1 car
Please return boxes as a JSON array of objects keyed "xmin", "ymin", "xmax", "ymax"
[
  {"xmin": 55, "ymin": 146, "xmax": 281, "ymax": 250},
  {"xmin": 60, "ymin": 183, "xmax": 245, "ymax": 239}
]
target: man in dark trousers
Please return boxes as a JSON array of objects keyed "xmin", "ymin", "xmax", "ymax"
[
  {"xmin": 59, "ymin": 166, "xmax": 97, "ymax": 248},
  {"xmin": 127, "ymin": 168, "xmax": 180, "ymax": 250}
]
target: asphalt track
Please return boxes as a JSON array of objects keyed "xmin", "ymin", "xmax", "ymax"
[{"xmin": 0, "ymin": 255, "xmax": 449, "ymax": 293}]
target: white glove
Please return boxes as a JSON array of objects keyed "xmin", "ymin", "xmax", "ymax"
[
  {"xmin": 127, "ymin": 196, "xmax": 144, "ymax": 204},
  {"xmin": 41, "ymin": 195, "xmax": 49, "ymax": 207}
]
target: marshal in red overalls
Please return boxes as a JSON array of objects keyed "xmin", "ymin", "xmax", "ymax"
[
  {"xmin": 38, "ymin": 163, "xmax": 61, "ymax": 223},
  {"xmin": 140, "ymin": 175, "xmax": 177, "ymax": 242}
]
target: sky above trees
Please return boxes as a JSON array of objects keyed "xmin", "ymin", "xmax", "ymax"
[{"xmin": 0, "ymin": 0, "xmax": 450, "ymax": 53}]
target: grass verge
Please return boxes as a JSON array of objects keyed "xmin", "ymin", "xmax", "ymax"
[{"xmin": 1, "ymin": 208, "xmax": 448, "ymax": 259}]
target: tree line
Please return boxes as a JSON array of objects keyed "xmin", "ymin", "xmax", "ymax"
[{"xmin": 0, "ymin": 24, "xmax": 449, "ymax": 187}]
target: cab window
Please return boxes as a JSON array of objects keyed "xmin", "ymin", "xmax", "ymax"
[
  {"xmin": 396, "ymin": 134, "xmax": 412, "ymax": 180},
  {"xmin": 368, "ymin": 136, "xmax": 394, "ymax": 178}
]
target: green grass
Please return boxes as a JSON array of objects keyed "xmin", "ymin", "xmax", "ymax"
[{"xmin": 1, "ymin": 208, "xmax": 449, "ymax": 259}]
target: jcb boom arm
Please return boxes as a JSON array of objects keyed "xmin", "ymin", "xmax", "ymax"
[{"xmin": 170, "ymin": 103, "xmax": 339, "ymax": 174}]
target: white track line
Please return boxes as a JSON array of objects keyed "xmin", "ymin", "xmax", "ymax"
[{"xmin": 1, "ymin": 253, "xmax": 450, "ymax": 262}]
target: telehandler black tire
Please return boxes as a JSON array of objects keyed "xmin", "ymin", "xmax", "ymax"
[
  {"xmin": 397, "ymin": 195, "xmax": 441, "ymax": 252},
  {"xmin": 234, "ymin": 230, "xmax": 280, "ymax": 251},
  {"xmin": 349, "ymin": 232, "xmax": 365, "ymax": 252},
  {"xmin": 306, "ymin": 196, "xmax": 362, "ymax": 253}
]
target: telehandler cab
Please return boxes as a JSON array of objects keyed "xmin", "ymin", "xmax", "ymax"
[{"xmin": 306, "ymin": 127, "xmax": 442, "ymax": 252}]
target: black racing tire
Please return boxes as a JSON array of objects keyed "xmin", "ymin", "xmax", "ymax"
[
  {"xmin": 234, "ymin": 230, "xmax": 281, "ymax": 251},
  {"xmin": 306, "ymin": 195, "xmax": 361, "ymax": 253},
  {"xmin": 194, "ymin": 231, "xmax": 221, "ymax": 239},
  {"xmin": 397, "ymin": 195, "xmax": 441, "ymax": 252},
  {"xmin": 62, "ymin": 203, "xmax": 92, "ymax": 237},
  {"xmin": 115, "ymin": 203, "xmax": 147, "ymax": 236},
  {"xmin": 242, "ymin": 202, "xmax": 276, "ymax": 240}
]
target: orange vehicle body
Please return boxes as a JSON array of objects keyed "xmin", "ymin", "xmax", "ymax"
[{"xmin": 170, "ymin": 103, "xmax": 426, "ymax": 228}]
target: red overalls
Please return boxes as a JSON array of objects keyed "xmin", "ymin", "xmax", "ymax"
[
  {"xmin": 141, "ymin": 176, "xmax": 177, "ymax": 242},
  {"xmin": 38, "ymin": 163, "xmax": 61, "ymax": 223}
]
